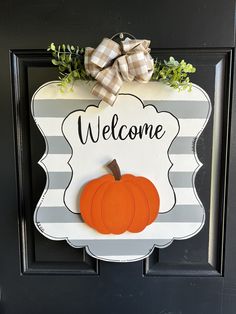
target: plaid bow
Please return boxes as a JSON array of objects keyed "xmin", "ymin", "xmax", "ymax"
[{"xmin": 84, "ymin": 38, "xmax": 154, "ymax": 105}]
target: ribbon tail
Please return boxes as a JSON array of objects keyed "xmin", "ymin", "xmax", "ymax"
[
  {"xmin": 92, "ymin": 64, "xmax": 123, "ymax": 105},
  {"xmin": 95, "ymin": 64, "xmax": 123, "ymax": 95},
  {"xmin": 92, "ymin": 83, "xmax": 118, "ymax": 106}
]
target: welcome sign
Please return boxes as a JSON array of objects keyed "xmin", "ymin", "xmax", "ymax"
[{"xmin": 31, "ymin": 81, "xmax": 211, "ymax": 262}]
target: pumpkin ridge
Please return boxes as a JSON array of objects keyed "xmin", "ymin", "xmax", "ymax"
[
  {"xmin": 90, "ymin": 180, "xmax": 111, "ymax": 234},
  {"xmin": 121, "ymin": 181, "xmax": 136, "ymax": 231},
  {"xmin": 99, "ymin": 181, "xmax": 117, "ymax": 234},
  {"xmin": 136, "ymin": 176, "xmax": 160, "ymax": 224},
  {"xmin": 80, "ymin": 174, "xmax": 113, "ymax": 228},
  {"xmin": 124, "ymin": 181, "xmax": 150, "ymax": 232},
  {"xmin": 101, "ymin": 182, "xmax": 135, "ymax": 234},
  {"xmin": 121, "ymin": 174, "xmax": 136, "ymax": 182}
]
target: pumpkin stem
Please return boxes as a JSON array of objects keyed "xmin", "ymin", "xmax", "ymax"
[{"xmin": 107, "ymin": 159, "xmax": 122, "ymax": 181}]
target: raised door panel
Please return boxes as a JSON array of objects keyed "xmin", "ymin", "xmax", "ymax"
[{"xmin": 11, "ymin": 49, "xmax": 231, "ymax": 278}]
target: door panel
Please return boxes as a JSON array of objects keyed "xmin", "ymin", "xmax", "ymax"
[
  {"xmin": 10, "ymin": 49, "xmax": 230, "ymax": 278},
  {"xmin": 1, "ymin": 1, "xmax": 236, "ymax": 313}
]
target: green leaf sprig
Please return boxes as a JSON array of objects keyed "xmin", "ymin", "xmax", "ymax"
[
  {"xmin": 48, "ymin": 43, "xmax": 196, "ymax": 92},
  {"xmin": 47, "ymin": 43, "xmax": 91, "ymax": 91},
  {"xmin": 152, "ymin": 57, "xmax": 196, "ymax": 91}
]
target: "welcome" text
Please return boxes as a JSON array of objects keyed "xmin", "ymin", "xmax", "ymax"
[{"xmin": 77, "ymin": 114, "xmax": 166, "ymax": 144}]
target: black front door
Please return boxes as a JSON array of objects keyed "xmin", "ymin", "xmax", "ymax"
[{"xmin": 1, "ymin": 1, "xmax": 236, "ymax": 313}]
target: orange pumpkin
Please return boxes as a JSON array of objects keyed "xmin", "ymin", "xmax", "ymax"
[{"xmin": 80, "ymin": 159, "xmax": 160, "ymax": 234}]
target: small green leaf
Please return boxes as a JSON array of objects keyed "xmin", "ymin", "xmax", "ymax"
[
  {"xmin": 52, "ymin": 59, "xmax": 59, "ymax": 65},
  {"xmin": 61, "ymin": 53, "xmax": 66, "ymax": 61},
  {"xmin": 59, "ymin": 65, "xmax": 66, "ymax": 72},
  {"xmin": 50, "ymin": 43, "xmax": 56, "ymax": 51},
  {"xmin": 57, "ymin": 45, "xmax": 61, "ymax": 58}
]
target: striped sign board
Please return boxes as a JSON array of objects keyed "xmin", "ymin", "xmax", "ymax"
[{"xmin": 31, "ymin": 81, "xmax": 211, "ymax": 262}]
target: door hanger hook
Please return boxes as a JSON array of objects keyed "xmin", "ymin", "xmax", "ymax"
[{"xmin": 111, "ymin": 32, "xmax": 136, "ymax": 41}]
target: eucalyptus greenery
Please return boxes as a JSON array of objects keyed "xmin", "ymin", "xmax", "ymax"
[
  {"xmin": 152, "ymin": 57, "xmax": 196, "ymax": 91},
  {"xmin": 47, "ymin": 43, "xmax": 91, "ymax": 91},
  {"xmin": 48, "ymin": 43, "xmax": 196, "ymax": 92}
]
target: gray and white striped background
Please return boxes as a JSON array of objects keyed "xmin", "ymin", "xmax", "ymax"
[{"xmin": 32, "ymin": 81, "xmax": 211, "ymax": 262}]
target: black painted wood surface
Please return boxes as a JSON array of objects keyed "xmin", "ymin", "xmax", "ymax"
[{"xmin": 1, "ymin": 1, "xmax": 236, "ymax": 313}]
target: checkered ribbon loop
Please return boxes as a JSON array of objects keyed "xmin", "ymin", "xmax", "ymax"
[{"xmin": 84, "ymin": 37, "xmax": 154, "ymax": 105}]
